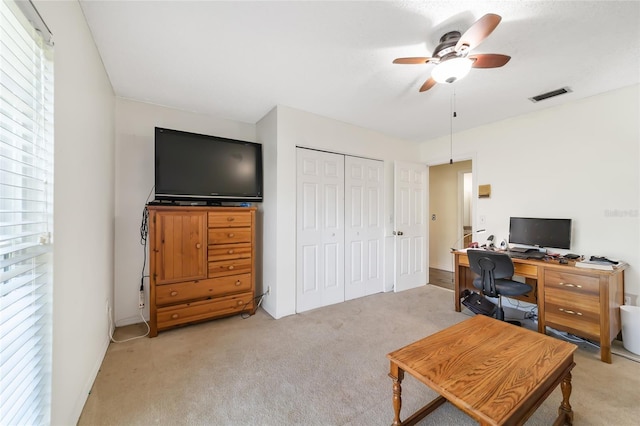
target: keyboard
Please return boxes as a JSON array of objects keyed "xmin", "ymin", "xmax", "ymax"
[{"xmin": 508, "ymin": 250, "xmax": 546, "ymax": 260}]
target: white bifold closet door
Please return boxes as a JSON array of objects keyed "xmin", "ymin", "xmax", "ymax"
[
  {"xmin": 297, "ymin": 149, "xmax": 345, "ymax": 312},
  {"xmin": 296, "ymin": 148, "xmax": 384, "ymax": 313},
  {"xmin": 344, "ymin": 156, "xmax": 384, "ymax": 300}
]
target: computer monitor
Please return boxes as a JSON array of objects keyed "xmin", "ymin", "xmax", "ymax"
[{"xmin": 508, "ymin": 217, "xmax": 572, "ymax": 250}]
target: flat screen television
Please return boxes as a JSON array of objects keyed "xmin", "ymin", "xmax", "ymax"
[
  {"xmin": 154, "ymin": 127, "xmax": 263, "ymax": 203},
  {"xmin": 508, "ymin": 217, "xmax": 572, "ymax": 250}
]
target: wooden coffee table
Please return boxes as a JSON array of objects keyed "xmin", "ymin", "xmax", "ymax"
[{"xmin": 387, "ymin": 315, "xmax": 577, "ymax": 425}]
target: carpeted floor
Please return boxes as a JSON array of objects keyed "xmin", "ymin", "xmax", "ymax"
[{"xmin": 79, "ymin": 285, "xmax": 640, "ymax": 425}]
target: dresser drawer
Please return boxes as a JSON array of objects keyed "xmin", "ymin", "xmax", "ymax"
[
  {"xmin": 208, "ymin": 211, "xmax": 252, "ymax": 228},
  {"xmin": 155, "ymin": 273, "xmax": 252, "ymax": 306},
  {"xmin": 208, "ymin": 228, "xmax": 252, "ymax": 245},
  {"xmin": 545, "ymin": 270, "xmax": 599, "ymax": 295},
  {"xmin": 208, "ymin": 257, "xmax": 252, "ymax": 278},
  {"xmin": 157, "ymin": 292, "xmax": 253, "ymax": 330},
  {"xmin": 208, "ymin": 242, "xmax": 252, "ymax": 261}
]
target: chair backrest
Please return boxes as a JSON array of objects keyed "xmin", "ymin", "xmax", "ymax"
[{"xmin": 467, "ymin": 250, "xmax": 515, "ymax": 297}]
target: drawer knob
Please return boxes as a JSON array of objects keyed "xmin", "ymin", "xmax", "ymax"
[
  {"xmin": 237, "ymin": 300, "xmax": 244, "ymax": 306},
  {"xmin": 171, "ymin": 313, "xmax": 179, "ymax": 319},
  {"xmin": 228, "ymin": 249, "xmax": 234, "ymax": 254},
  {"xmin": 235, "ymin": 280, "xmax": 241, "ymax": 286},
  {"xmin": 228, "ymin": 265, "xmax": 235, "ymax": 270},
  {"xmin": 559, "ymin": 308, "xmax": 583, "ymax": 316},
  {"xmin": 170, "ymin": 291, "xmax": 178, "ymax": 297},
  {"xmin": 196, "ymin": 243, "xmax": 201, "ymax": 249},
  {"xmin": 228, "ymin": 233, "xmax": 235, "ymax": 238},
  {"xmin": 559, "ymin": 282, "xmax": 582, "ymax": 288},
  {"xmin": 227, "ymin": 217, "xmax": 235, "ymax": 222}
]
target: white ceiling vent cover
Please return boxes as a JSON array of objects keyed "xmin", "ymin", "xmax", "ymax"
[{"xmin": 529, "ymin": 87, "xmax": 572, "ymax": 103}]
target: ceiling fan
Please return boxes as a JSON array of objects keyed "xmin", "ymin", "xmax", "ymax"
[{"xmin": 393, "ymin": 13, "xmax": 511, "ymax": 92}]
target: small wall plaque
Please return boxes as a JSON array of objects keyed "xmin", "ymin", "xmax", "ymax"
[{"xmin": 478, "ymin": 184, "xmax": 491, "ymax": 198}]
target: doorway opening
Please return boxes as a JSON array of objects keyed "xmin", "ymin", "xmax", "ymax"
[{"xmin": 428, "ymin": 160, "xmax": 472, "ymax": 290}]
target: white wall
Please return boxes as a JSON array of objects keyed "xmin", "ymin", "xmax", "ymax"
[
  {"xmin": 421, "ymin": 85, "xmax": 640, "ymax": 302},
  {"xmin": 258, "ymin": 106, "xmax": 422, "ymax": 319},
  {"xmin": 34, "ymin": 1, "xmax": 116, "ymax": 424},
  {"xmin": 113, "ymin": 99, "xmax": 256, "ymax": 325},
  {"xmin": 256, "ymin": 107, "xmax": 278, "ymax": 315}
]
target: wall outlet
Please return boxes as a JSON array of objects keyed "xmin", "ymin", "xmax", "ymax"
[
  {"xmin": 624, "ymin": 296, "xmax": 631, "ymax": 305},
  {"xmin": 266, "ymin": 286, "xmax": 271, "ymax": 296},
  {"xmin": 139, "ymin": 291, "xmax": 145, "ymax": 309}
]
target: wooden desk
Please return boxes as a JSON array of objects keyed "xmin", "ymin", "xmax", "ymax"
[
  {"xmin": 387, "ymin": 315, "xmax": 577, "ymax": 426},
  {"xmin": 453, "ymin": 250, "xmax": 626, "ymax": 363}
]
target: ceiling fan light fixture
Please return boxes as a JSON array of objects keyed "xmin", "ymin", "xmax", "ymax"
[{"xmin": 431, "ymin": 58, "xmax": 473, "ymax": 84}]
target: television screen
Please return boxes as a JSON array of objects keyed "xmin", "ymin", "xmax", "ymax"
[
  {"xmin": 509, "ymin": 217, "xmax": 572, "ymax": 250},
  {"xmin": 154, "ymin": 127, "xmax": 263, "ymax": 203}
]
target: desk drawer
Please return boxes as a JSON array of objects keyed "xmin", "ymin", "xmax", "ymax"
[
  {"xmin": 545, "ymin": 270, "xmax": 599, "ymax": 295},
  {"xmin": 457, "ymin": 253, "xmax": 537, "ymax": 278},
  {"xmin": 513, "ymin": 263, "xmax": 537, "ymax": 278},
  {"xmin": 545, "ymin": 287, "xmax": 600, "ymax": 339}
]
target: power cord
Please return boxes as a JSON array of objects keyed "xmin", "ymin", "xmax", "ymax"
[
  {"xmin": 108, "ymin": 306, "xmax": 150, "ymax": 343},
  {"xmin": 545, "ymin": 327, "xmax": 640, "ymax": 363},
  {"xmin": 240, "ymin": 291, "xmax": 268, "ymax": 319},
  {"xmin": 140, "ymin": 206, "xmax": 149, "ymax": 293},
  {"xmin": 109, "ymin": 193, "xmax": 154, "ymax": 343}
]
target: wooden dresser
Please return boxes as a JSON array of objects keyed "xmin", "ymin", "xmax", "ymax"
[{"xmin": 147, "ymin": 205, "xmax": 256, "ymax": 337}]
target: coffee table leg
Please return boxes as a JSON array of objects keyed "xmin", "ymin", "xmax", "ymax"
[
  {"xmin": 389, "ymin": 363, "xmax": 405, "ymax": 426},
  {"xmin": 556, "ymin": 372, "xmax": 573, "ymax": 425}
]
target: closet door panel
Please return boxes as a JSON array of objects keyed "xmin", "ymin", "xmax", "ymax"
[
  {"xmin": 345, "ymin": 157, "xmax": 384, "ymax": 300},
  {"xmin": 297, "ymin": 149, "xmax": 344, "ymax": 312}
]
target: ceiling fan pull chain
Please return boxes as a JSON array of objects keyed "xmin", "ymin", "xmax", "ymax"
[{"xmin": 449, "ymin": 89, "xmax": 457, "ymax": 164}]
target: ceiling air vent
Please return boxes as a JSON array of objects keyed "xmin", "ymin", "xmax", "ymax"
[{"xmin": 528, "ymin": 87, "xmax": 572, "ymax": 103}]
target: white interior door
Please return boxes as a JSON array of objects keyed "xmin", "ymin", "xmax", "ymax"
[
  {"xmin": 344, "ymin": 157, "xmax": 384, "ymax": 300},
  {"xmin": 296, "ymin": 148, "xmax": 345, "ymax": 312},
  {"xmin": 394, "ymin": 161, "xmax": 428, "ymax": 292}
]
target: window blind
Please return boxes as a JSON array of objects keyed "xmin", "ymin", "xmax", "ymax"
[{"xmin": 0, "ymin": 0, "xmax": 54, "ymax": 425}]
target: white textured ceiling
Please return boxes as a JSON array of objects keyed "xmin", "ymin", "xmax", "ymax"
[{"xmin": 79, "ymin": 0, "xmax": 640, "ymax": 142}]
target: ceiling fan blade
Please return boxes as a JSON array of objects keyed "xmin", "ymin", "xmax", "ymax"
[
  {"xmin": 393, "ymin": 57, "xmax": 434, "ymax": 65},
  {"xmin": 455, "ymin": 13, "xmax": 502, "ymax": 53},
  {"xmin": 469, "ymin": 54, "xmax": 511, "ymax": 68},
  {"xmin": 419, "ymin": 77, "xmax": 437, "ymax": 92}
]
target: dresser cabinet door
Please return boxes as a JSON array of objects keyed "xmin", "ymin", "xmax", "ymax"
[{"xmin": 153, "ymin": 211, "xmax": 208, "ymax": 284}]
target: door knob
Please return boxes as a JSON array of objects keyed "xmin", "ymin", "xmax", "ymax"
[{"xmin": 397, "ymin": 231, "xmax": 404, "ymax": 236}]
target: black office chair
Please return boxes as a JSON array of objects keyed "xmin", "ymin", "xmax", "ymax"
[{"xmin": 466, "ymin": 249, "xmax": 532, "ymax": 324}]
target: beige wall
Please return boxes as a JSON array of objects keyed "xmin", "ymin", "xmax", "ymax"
[
  {"xmin": 34, "ymin": 1, "xmax": 116, "ymax": 424},
  {"xmin": 429, "ymin": 160, "xmax": 472, "ymax": 271}
]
